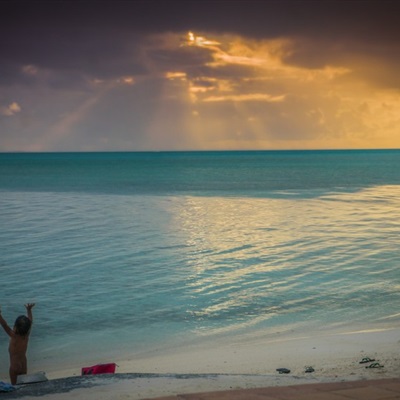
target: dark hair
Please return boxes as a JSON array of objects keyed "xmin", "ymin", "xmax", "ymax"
[{"xmin": 14, "ymin": 315, "xmax": 32, "ymax": 336}]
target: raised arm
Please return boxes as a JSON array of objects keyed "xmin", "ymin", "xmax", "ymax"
[
  {"xmin": 0, "ymin": 307, "xmax": 14, "ymax": 337},
  {"xmin": 25, "ymin": 303, "xmax": 35, "ymax": 322}
]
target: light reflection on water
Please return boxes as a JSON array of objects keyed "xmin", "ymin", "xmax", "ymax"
[{"xmin": 174, "ymin": 186, "xmax": 400, "ymax": 337}]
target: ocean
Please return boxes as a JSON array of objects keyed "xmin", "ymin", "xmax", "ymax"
[{"xmin": 1, "ymin": 150, "xmax": 400, "ymax": 377}]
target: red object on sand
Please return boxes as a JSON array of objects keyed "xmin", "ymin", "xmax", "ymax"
[{"xmin": 81, "ymin": 363, "xmax": 117, "ymax": 375}]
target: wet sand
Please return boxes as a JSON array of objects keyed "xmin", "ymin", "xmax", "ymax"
[{"xmin": 3, "ymin": 327, "xmax": 399, "ymax": 399}]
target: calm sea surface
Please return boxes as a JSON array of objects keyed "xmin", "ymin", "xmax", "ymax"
[{"xmin": 1, "ymin": 150, "xmax": 400, "ymax": 375}]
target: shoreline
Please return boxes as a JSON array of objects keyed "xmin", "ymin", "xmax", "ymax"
[
  {"xmin": 40, "ymin": 324, "xmax": 400, "ymax": 379},
  {"xmin": 2, "ymin": 326, "xmax": 399, "ymax": 399}
]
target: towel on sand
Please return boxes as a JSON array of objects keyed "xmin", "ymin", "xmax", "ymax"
[{"xmin": 81, "ymin": 363, "xmax": 117, "ymax": 375}]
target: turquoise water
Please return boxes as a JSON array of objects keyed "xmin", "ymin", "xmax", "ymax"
[{"xmin": 1, "ymin": 150, "xmax": 400, "ymax": 376}]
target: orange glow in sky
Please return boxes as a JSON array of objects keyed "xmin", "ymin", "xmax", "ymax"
[
  {"xmin": 155, "ymin": 31, "xmax": 400, "ymax": 150},
  {"xmin": 1, "ymin": 2, "xmax": 399, "ymax": 152}
]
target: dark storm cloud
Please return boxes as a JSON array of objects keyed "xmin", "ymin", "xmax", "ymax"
[
  {"xmin": 0, "ymin": 26, "xmax": 146, "ymax": 83},
  {"xmin": 2, "ymin": 0, "xmax": 399, "ymax": 78},
  {"xmin": 3, "ymin": 0, "xmax": 398, "ymax": 38}
]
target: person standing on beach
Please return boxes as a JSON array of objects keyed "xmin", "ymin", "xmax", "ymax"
[{"xmin": 0, "ymin": 304, "xmax": 35, "ymax": 385}]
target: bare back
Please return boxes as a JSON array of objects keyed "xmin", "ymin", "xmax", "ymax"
[
  {"xmin": 9, "ymin": 332, "xmax": 30, "ymax": 383},
  {"xmin": 9, "ymin": 332, "xmax": 30, "ymax": 357},
  {"xmin": 0, "ymin": 304, "xmax": 35, "ymax": 385}
]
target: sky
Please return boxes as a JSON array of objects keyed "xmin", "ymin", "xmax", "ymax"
[{"xmin": 0, "ymin": 0, "xmax": 399, "ymax": 152}]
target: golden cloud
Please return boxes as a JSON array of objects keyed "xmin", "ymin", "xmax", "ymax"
[
  {"xmin": 1, "ymin": 102, "xmax": 21, "ymax": 116},
  {"xmin": 203, "ymin": 93, "xmax": 286, "ymax": 103}
]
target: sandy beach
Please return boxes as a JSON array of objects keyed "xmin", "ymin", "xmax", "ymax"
[{"xmin": 3, "ymin": 325, "xmax": 399, "ymax": 399}]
